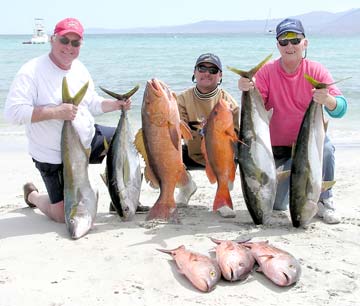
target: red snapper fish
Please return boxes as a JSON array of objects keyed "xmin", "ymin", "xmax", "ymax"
[
  {"xmin": 242, "ymin": 241, "xmax": 301, "ymax": 286},
  {"xmin": 201, "ymin": 99, "xmax": 238, "ymax": 213},
  {"xmin": 157, "ymin": 245, "xmax": 221, "ymax": 292},
  {"xmin": 135, "ymin": 79, "xmax": 192, "ymax": 223},
  {"xmin": 210, "ymin": 237, "xmax": 255, "ymax": 281}
]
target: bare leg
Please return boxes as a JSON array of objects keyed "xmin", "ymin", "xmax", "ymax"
[{"xmin": 27, "ymin": 191, "xmax": 65, "ymax": 223}]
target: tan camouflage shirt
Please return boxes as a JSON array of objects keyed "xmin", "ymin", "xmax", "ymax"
[{"xmin": 177, "ymin": 87, "xmax": 239, "ymax": 165}]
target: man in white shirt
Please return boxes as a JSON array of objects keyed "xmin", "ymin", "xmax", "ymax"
[{"xmin": 4, "ymin": 18, "xmax": 132, "ymax": 223}]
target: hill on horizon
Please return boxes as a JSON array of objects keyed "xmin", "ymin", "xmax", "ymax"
[{"xmin": 87, "ymin": 9, "xmax": 360, "ymax": 35}]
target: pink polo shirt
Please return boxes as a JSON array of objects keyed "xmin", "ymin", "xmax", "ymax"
[{"xmin": 255, "ymin": 58, "xmax": 342, "ymax": 146}]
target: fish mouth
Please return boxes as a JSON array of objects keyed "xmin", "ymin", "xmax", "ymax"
[
  {"xmin": 120, "ymin": 206, "xmax": 136, "ymax": 221},
  {"xmin": 147, "ymin": 79, "xmax": 163, "ymax": 97},
  {"xmin": 68, "ymin": 217, "xmax": 92, "ymax": 240},
  {"xmin": 197, "ymin": 279, "xmax": 211, "ymax": 292},
  {"xmin": 278, "ymin": 272, "xmax": 293, "ymax": 286}
]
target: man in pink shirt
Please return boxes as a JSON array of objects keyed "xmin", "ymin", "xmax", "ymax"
[{"xmin": 238, "ymin": 18, "xmax": 347, "ymax": 224}]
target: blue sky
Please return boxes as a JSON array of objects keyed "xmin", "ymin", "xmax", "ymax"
[{"xmin": 2, "ymin": 0, "xmax": 359, "ymax": 34}]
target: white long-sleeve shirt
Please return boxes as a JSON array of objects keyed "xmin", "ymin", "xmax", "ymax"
[{"xmin": 4, "ymin": 54, "xmax": 104, "ymax": 164}]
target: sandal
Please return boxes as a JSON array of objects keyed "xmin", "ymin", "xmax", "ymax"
[{"xmin": 23, "ymin": 182, "xmax": 38, "ymax": 208}]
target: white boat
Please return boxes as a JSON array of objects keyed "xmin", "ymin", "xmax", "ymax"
[
  {"xmin": 263, "ymin": 10, "xmax": 276, "ymax": 35},
  {"xmin": 23, "ymin": 18, "xmax": 48, "ymax": 44}
]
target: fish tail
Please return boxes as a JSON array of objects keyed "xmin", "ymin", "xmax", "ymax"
[
  {"xmin": 99, "ymin": 84, "xmax": 140, "ymax": 100},
  {"xmin": 227, "ymin": 54, "xmax": 272, "ymax": 79},
  {"xmin": 213, "ymin": 184, "xmax": 233, "ymax": 211},
  {"xmin": 146, "ymin": 201, "xmax": 180, "ymax": 223}
]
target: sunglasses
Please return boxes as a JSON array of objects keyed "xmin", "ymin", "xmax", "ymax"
[
  {"xmin": 278, "ymin": 38, "xmax": 302, "ymax": 47},
  {"xmin": 58, "ymin": 36, "xmax": 82, "ymax": 47},
  {"xmin": 196, "ymin": 65, "xmax": 220, "ymax": 74}
]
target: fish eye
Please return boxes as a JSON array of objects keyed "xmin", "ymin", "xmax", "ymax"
[{"xmin": 210, "ymin": 270, "xmax": 217, "ymax": 277}]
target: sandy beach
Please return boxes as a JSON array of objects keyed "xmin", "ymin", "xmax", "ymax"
[{"xmin": 0, "ymin": 137, "xmax": 359, "ymax": 306}]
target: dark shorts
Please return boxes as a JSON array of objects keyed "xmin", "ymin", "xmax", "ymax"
[
  {"xmin": 272, "ymin": 146, "xmax": 292, "ymax": 160},
  {"xmin": 182, "ymin": 145, "xmax": 205, "ymax": 170},
  {"xmin": 33, "ymin": 124, "xmax": 115, "ymax": 204}
]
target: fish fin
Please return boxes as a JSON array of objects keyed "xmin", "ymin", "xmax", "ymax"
[
  {"xmin": 188, "ymin": 253, "xmax": 201, "ymax": 263},
  {"xmin": 227, "ymin": 54, "xmax": 272, "ymax": 79},
  {"xmin": 100, "ymin": 172, "xmax": 108, "ymax": 187},
  {"xmin": 324, "ymin": 117, "xmax": 329, "ymax": 132},
  {"xmin": 99, "ymin": 84, "xmax": 140, "ymax": 100},
  {"xmin": 134, "ymin": 129, "xmax": 148, "ymax": 164},
  {"xmin": 258, "ymin": 254, "xmax": 274, "ymax": 260},
  {"xmin": 62, "ymin": 77, "xmax": 89, "ymax": 106},
  {"xmin": 103, "ymin": 137, "xmax": 110, "ymax": 151},
  {"xmin": 168, "ymin": 122, "xmax": 180, "ymax": 150},
  {"xmin": 62, "ymin": 77, "xmax": 72, "ymax": 103},
  {"xmin": 247, "ymin": 54, "xmax": 272, "ymax": 79},
  {"xmin": 99, "ymin": 137, "xmax": 110, "ymax": 158},
  {"xmin": 213, "ymin": 184, "xmax": 233, "ymax": 211},
  {"xmin": 304, "ymin": 74, "xmax": 351, "ymax": 89},
  {"xmin": 201, "ymin": 137, "xmax": 217, "ymax": 184},
  {"xmin": 180, "ymin": 121, "xmax": 193, "ymax": 140},
  {"xmin": 134, "ymin": 129, "xmax": 160, "ymax": 188},
  {"xmin": 277, "ymin": 170, "xmax": 290, "ymax": 182},
  {"xmin": 224, "ymin": 129, "xmax": 237, "ymax": 184},
  {"xmin": 157, "ymin": 245, "xmax": 185, "ymax": 255},
  {"xmin": 85, "ymin": 147, "xmax": 91, "ymax": 159},
  {"xmin": 291, "ymin": 143, "xmax": 296, "ymax": 158},
  {"xmin": 321, "ymin": 180, "xmax": 336, "ymax": 192},
  {"xmin": 225, "ymin": 126, "xmax": 238, "ymax": 143},
  {"xmin": 73, "ymin": 81, "xmax": 89, "ymax": 106},
  {"xmin": 145, "ymin": 165, "xmax": 160, "ymax": 189},
  {"xmin": 209, "ymin": 237, "xmax": 222, "ymax": 245}
]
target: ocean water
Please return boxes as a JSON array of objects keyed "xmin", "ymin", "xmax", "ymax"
[{"xmin": 1, "ymin": 33, "xmax": 359, "ymax": 147}]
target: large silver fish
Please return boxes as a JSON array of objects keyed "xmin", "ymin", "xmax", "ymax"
[
  {"xmin": 289, "ymin": 75, "xmax": 344, "ymax": 227},
  {"xmin": 227, "ymin": 54, "xmax": 276, "ymax": 225},
  {"xmin": 61, "ymin": 77, "xmax": 98, "ymax": 239},
  {"xmin": 99, "ymin": 85, "xmax": 142, "ymax": 221}
]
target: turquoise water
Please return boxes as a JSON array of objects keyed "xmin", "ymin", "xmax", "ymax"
[{"xmin": 1, "ymin": 33, "xmax": 359, "ymax": 145}]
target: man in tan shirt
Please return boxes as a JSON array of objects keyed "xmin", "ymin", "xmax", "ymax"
[{"xmin": 176, "ymin": 53, "xmax": 239, "ymax": 217}]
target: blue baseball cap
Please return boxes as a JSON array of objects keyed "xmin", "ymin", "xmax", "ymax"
[{"xmin": 276, "ymin": 18, "xmax": 305, "ymax": 39}]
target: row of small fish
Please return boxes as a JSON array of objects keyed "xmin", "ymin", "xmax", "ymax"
[{"xmin": 158, "ymin": 239, "xmax": 301, "ymax": 292}]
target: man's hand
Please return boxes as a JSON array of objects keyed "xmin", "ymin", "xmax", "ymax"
[{"xmin": 312, "ymin": 88, "xmax": 336, "ymax": 111}]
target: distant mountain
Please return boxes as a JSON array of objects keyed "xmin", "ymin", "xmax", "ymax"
[{"xmin": 87, "ymin": 9, "xmax": 360, "ymax": 35}]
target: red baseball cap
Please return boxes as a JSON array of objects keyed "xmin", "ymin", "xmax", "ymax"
[{"xmin": 54, "ymin": 18, "xmax": 84, "ymax": 38}]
